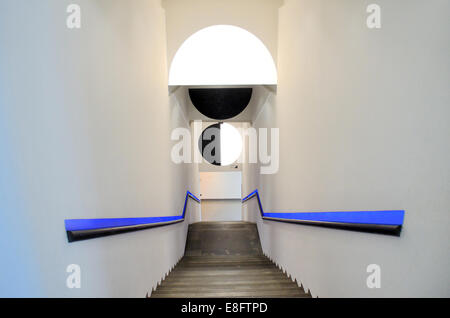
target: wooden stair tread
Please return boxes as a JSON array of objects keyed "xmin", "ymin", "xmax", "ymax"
[{"xmin": 150, "ymin": 222, "xmax": 310, "ymax": 298}]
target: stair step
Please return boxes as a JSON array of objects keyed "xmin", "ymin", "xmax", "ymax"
[
  {"xmin": 181, "ymin": 259, "xmax": 271, "ymax": 264},
  {"xmin": 150, "ymin": 222, "xmax": 310, "ymax": 298},
  {"xmin": 160, "ymin": 281, "xmax": 296, "ymax": 286},
  {"xmin": 151, "ymin": 290, "xmax": 309, "ymax": 298},
  {"xmin": 169, "ymin": 271, "xmax": 284, "ymax": 277},
  {"xmin": 162, "ymin": 275, "xmax": 292, "ymax": 284},
  {"xmin": 173, "ymin": 264, "xmax": 279, "ymax": 272},
  {"xmin": 157, "ymin": 284, "xmax": 300, "ymax": 292},
  {"xmin": 178, "ymin": 263, "xmax": 273, "ymax": 268}
]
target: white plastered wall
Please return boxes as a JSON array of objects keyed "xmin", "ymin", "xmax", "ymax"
[
  {"xmin": 250, "ymin": 0, "xmax": 450, "ymax": 297},
  {"xmin": 0, "ymin": 0, "xmax": 194, "ymax": 297}
]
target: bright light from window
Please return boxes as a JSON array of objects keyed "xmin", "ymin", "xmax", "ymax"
[
  {"xmin": 220, "ymin": 123, "xmax": 242, "ymax": 166},
  {"xmin": 169, "ymin": 25, "xmax": 277, "ymax": 86}
]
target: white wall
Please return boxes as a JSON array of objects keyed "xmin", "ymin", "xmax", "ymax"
[
  {"xmin": 200, "ymin": 172, "xmax": 242, "ymax": 199},
  {"xmin": 252, "ymin": 0, "xmax": 450, "ymax": 297},
  {"xmin": 0, "ymin": 0, "xmax": 194, "ymax": 297},
  {"xmin": 201, "ymin": 200, "xmax": 242, "ymax": 222},
  {"xmin": 199, "ymin": 172, "xmax": 242, "ymax": 221}
]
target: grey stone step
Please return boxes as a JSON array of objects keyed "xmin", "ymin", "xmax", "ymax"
[{"xmin": 185, "ymin": 222, "xmax": 263, "ymax": 256}]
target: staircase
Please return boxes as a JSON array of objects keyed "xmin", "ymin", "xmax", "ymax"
[{"xmin": 151, "ymin": 222, "xmax": 311, "ymax": 298}]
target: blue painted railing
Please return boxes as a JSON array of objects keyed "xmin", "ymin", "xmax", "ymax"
[
  {"xmin": 65, "ymin": 191, "xmax": 200, "ymax": 242},
  {"xmin": 66, "ymin": 188, "xmax": 405, "ymax": 242},
  {"xmin": 242, "ymin": 189, "xmax": 405, "ymax": 236}
]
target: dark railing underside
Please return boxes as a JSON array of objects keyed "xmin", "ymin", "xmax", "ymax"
[
  {"xmin": 65, "ymin": 191, "xmax": 199, "ymax": 242},
  {"xmin": 242, "ymin": 190, "xmax": 404, "ymax": 236}
]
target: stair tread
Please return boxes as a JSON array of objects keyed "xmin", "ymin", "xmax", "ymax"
[
  {"xmin": 162, "ymin": 275, "xmax": 293, "ymax": 283},
  {"xmin": 151, "ymin": 290, "xmax": 309, "ymax": 298},
  {"xmin": 170, "ymin": 266, "xmax": 279, "ymax": 270},
  {"xmin": 150, "ymin": 222, "xmax": 310, "ymax": 298},
  {"xmin": 157, "ymin": 285, "xmax": 301, "ymax": 292},
  {"xmin": 160, "ymin": 281, "xmax": 297, "ymax": 287}
]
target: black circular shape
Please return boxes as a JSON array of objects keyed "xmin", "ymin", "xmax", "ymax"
[
  {"xmin": 189, "ymin": 88, "xmax": 252, "ymax": 120},
  {"xmin": 198, "ymin": 123, "xmax": 221, "ymax": 166}
]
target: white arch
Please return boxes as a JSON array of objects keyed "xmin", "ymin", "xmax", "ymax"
[{"xmin": 168, "ymin": 25, "xmax": 277, "ymax": 86}]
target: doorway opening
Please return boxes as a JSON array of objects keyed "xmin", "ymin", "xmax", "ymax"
[{"xmin": 169, "ymin": 25, "xmax": 277, "ymax": 223}]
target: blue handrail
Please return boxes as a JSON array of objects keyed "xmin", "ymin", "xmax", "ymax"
[
  {"xmin": 65, "ymin": 191, "xmax": 200, "ymax": 242},
  {"xmin": 242, "ymin": 189, "xmax": 405, "ymax": 235},
  {"xmin": 66, "ymin": 188, "xmax": 405, "ymax": 242}
]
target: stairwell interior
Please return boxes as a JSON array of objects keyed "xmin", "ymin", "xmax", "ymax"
[
  {"xmin": 0, "ymin": 0, "xmax": 448, "ymax": 299},
  {"xmin": 151, "ymin": 222, "xmax": 310, "ymax": 298}
]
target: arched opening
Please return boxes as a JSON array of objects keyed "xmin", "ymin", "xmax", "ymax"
[{"xmin": 169, "ymin": 25, "xmax": 277, "ymax": 86}]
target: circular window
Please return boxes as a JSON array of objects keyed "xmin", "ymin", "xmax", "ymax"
[{"xmin": 198, "ymin": 123, "xmax": 242, "ymax": 166}]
